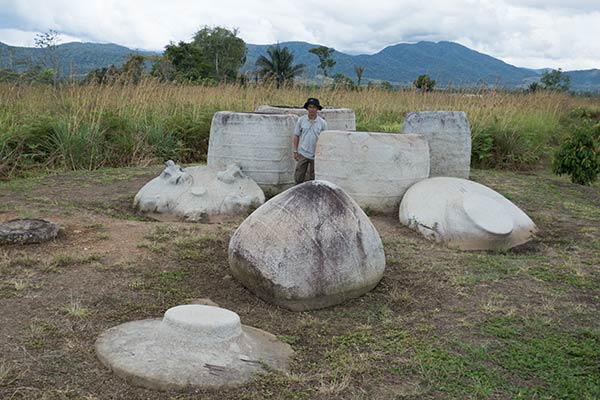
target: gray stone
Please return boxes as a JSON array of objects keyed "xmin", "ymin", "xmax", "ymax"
[
  {"xmin": 399, "ymin": 177, "xmax": 537, "ymax": 250},
  {"xmin": 95, "ymin": 304, "xmax": 293, "ymax": 391},
  {"xmin": 229, "ymin": 180, "xmax": 386, "ymax": 311},
  {"xmin": 256, "ymin": 105, "xmax": 356, "ymax": 130},
  {"xmin": 315, "ymin": 130, "xmax": 430, "ymax": 212},
  {"xmin": 401, "ymin": 111, "xmax": 472, "ymax": 178},
  {"xmin": 0, "ymin": 218, "xmax": 59, "ymax": 244},
  {"xmin": 134, "ymin": 161, "xmax": 264, "ymax": 222}
]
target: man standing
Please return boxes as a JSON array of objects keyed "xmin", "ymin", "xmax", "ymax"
[{"xmin": 293, "ymin": 98, "xmax": 328, "ymax": 184}]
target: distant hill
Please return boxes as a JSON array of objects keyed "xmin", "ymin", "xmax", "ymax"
[
  {"xmin": 1, "ymin": 40, "xmax": 599, "ymax": 91},
  {"xmin": 0, "ymin": 41, "xmax": 158, "ymax": 79},
  {"xmin": 244, "ymin": 41, "xmax": 538, "ymax": 88}
]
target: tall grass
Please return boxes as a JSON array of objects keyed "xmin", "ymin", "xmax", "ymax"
[{"xmin": 0, "ymin": 80, "xmax": 596, "ymax": 177}]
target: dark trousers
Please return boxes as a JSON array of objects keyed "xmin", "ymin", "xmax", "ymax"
[{"xmin": 294, "ymin": 154, "xmax": 314, "ymax": 184}]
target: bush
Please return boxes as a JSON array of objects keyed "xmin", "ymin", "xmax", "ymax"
[
  {"xmin": 552, "ymin": 122, "xmax": 600, "ymax": 185},
  {"xmin": 471, "ymin": 125, "xmax": 541, "ymax": 170}
]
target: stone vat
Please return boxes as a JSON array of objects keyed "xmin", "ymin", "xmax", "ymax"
[
  {"xmin": 315, "ymin": 130, "xmax": 430, "ymax": 212},
  {"xmin": 400, "ymin": 111, "xmax": 472, "ymax": 178}
]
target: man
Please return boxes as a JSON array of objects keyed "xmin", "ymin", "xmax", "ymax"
[{"xmin": 293, "ymin": 97, "xmax": 328, "ymax": 184}]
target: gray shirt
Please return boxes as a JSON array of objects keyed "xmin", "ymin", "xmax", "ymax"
[{"xmin": 294, "ymin": 115, "xmax": 328, "ymax": 160}]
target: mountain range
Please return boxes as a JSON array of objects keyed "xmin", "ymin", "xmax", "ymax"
[{"xmin": 1, "ymin": 40, "xmax": 599, "ymax": 92}]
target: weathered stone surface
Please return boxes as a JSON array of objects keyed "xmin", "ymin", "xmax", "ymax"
[
  {"xmin": 399, "ymin": 177, "xmax": 537, "ymax": 250},
  {"xmin": 207, "ymin": 111, "xmax": 298, "ymax": 194},
  {"xmin": 229, "ymin": 180, "xmax": 386, "ymax": 311},
  {"xmin": 134, "ymin": 161, "xmax": 264, "ymax": 222},
  {"xmin": 0, "ymin": 218, "xmax": 59, "ymax": 244},
  {"xmin": 400, "ymin": 111, "xmax": 471, "ymax": 178},
  {"xmin": 256, "ymin": 105, "xmax": 356, "ymax": 130},
  {"xmin": 315, "ymin": 130, "xmax": 430, "ymax": 212},
  {"xmin": 95, "ymin": 304, "xmax": 293, "ymax": 391}
]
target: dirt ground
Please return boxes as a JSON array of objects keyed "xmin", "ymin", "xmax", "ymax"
[{"xmin": 0, "ymin": 165, "xmax": 598, "ymax": 400}]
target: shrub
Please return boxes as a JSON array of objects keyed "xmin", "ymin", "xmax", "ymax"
[
  {"xmin": 552, "ymin": 122, "xmax": 600, "ymax": 185},
  {"xmin": 471, "ymin": 125, "xmax": 541, "ymax": 170}
]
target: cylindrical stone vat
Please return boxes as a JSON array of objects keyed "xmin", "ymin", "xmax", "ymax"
[
  {"xmin": 315, "ymin": 130, "xmax": 430, "ymax": 213},
  {"xmin": 400, "ymin": 111, "xmax": 472, "ymax": 179},
  {"xmin": 255, "ymin": 105, "xmax": 356, "ymax": 130},
  {"xmin": 207, "ymin": 112, "xmax": 297, "ymax": 194}
]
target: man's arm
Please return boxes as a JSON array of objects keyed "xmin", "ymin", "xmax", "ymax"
[{"xmin": 293, "ymin": 135, "xmax": 299, "ymax": 160}]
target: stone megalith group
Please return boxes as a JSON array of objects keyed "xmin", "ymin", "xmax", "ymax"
[{"xmin": 111, "ymin": 106, "xmax": 538, "ymax": 391}]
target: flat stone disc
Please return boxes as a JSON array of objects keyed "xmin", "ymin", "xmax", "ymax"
[
  {"xmin": 462, "ymin": 194, "xmax": 513, "ymax": 235},
  {"xmin": 0, "ymin": 218, "xmax": 60, "ymax": 244},
  {"xmin": 95, "ymin": 305, "xmax": 293, "ymax": 391}
]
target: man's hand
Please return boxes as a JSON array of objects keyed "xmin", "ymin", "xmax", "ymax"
[{"xmin": 293, "ymin": 150, "xmax": 299, "ymax": 161}]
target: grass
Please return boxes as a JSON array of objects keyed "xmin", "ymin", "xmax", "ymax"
[
  {"xmin": 1, "ymin": 81, "xmax": 598, "ymax": 177},
  {"xmin": 62, "ymin": 297, "xmax": 89, "ymax": 318}
]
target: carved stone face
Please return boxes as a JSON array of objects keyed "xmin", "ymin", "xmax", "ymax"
[
  {"xmin": 160, "ymin": 160, "xmax": 191, "ymax": 186},
  {"xmin": 134, "ymin": 160, "xmax": 265, "ymax": 221}
]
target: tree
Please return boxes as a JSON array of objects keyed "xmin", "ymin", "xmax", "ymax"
[
  {"xmin": 192, "ymin": 26, "xmax": 246, "ymax": 82},
  {"xmin": 540, "ymin": 68, "xmax": 570, "ymax": 92},
  {"xmin": 255, "ymin": 45, "xmax": 305, "ymax": 88},
  {"xmin": 155, "ymin": 41, "xmax": 211, "ymax": 82},
  {"xmin": 34, "ymin": 29, "xmax": 60, "ymax": 86},
  {"xmin": 413, "ymin": 74, "xmax": 436, "ymax": 92},
  {"xmin": 309, "ymin": 46, "xmax": 336, "ymax": 78},
  {"xmin": 120, "ymin": 54, "xmax": 145, "ymax": 84},
  {"xmin": 84, "ymin": 65, "xmax": 119, "ymax": 85},
  {"xmin": 332, "ymin": 73, "xmax": 355, "ymax": 90},
  {"xmin": 354, "ymin": 65, "xmax": 365, "ymax": 87},
  {"xmin": 527, "ymin": 81, "xmax": 540, "ymax": 93}
]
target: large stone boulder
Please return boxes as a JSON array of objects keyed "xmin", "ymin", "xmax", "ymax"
[
  {"xmin": 256, "ymin": 105, "xmax": 356, "ymax": 130},
  {"xmin": 207, "ymin": 111, "xmax": 298, "ymax": 194},
  {"xmin": 315, "ymin": 130, "xmax": 430, "ymax": 212},
  {"xmin": 229, "ymin": 180, "xmax": 386, "ymax": 311},
  {"xmin": 399, "ymin": 177, "xmax": 537, "ymax": 250},
  {"xmin": 400, "ymin": 111, "xmax": 471, "ymax": 178},
  {"xmin": 134, "ymin": 161, "xmax": 264, "ymax": 222}
]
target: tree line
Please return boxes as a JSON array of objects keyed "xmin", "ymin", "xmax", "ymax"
[{"xmin": 1, "ymin": 26, "xmax": 572, "ymax": 92}]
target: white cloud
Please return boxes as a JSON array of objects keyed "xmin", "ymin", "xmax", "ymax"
[{"xmin": 0, "ymin": 0, "xmax": 599, "ymax": 69}]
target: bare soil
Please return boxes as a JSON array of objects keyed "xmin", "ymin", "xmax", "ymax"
[{"xmin": 0, "ymin": 166, "xmax": 598, "ymax": 399}]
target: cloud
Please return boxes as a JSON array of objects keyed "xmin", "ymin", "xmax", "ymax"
[{"xmin": 0, "ymin": 0, "xmax": 599, "ymax": 69}]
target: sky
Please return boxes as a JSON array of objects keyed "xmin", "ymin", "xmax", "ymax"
[{"xmin": 0, "ymin": 0, "xmax": 599, "ymax": 71}]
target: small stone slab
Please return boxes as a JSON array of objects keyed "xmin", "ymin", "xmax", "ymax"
[{"xmin": 0, "ymin": 218, "xmax": 59, "ymax": 244}]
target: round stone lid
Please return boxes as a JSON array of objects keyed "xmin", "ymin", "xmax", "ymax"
[{"xmin": 462, "ymin": 194, "xmax": 514, "ymax": 235}]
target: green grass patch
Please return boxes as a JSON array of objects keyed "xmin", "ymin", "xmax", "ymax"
[{"xmin": 481, "ymin": 316, "xmax": 600, "ymax": 399}]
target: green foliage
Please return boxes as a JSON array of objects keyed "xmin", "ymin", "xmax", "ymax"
[
  {"xmin": 155, "ymin": 41, "xmax": 212, "ymax": 83},
  {"xmin": 309, "ymin": 46, "xmax": 336, "ymax": 77},
  {"xmin": 120, "ymin": 54, "xmax": 145, "ymax": 84},
  {"xmin": 413, "ymin": 74, "xmax": 436, "ymax": 91},
  {"xmin": 85, "ymin": 65, "xmax": 119, "ymax": 84},
  {"xmin": 353, "ymin": 65, "xmax": 365, "ymax": 87},
  {"xmin": 255, "ymin": 45, "xmax": 305, "ymax": 88},
  {"xmin": 471, "ymin": 124, "xmax": 542, "ymax": 169},
  {"xmin": 528, "ymin": 81, "xmax": 540, "ymax": 93},
  {"xmin": 553, "ymin": 122, "xmax": 600, "ymax": 185},
  {"xmin": 331, "ymin": 73, "xmax": 355, "ymax": 90},
  {"xmin": 192, "ymin": 26, "xmax": 247, "ymax": 82},
  {"xmin": 540, "ymin": 68, "xmax": 570, "ymax": 92}
]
